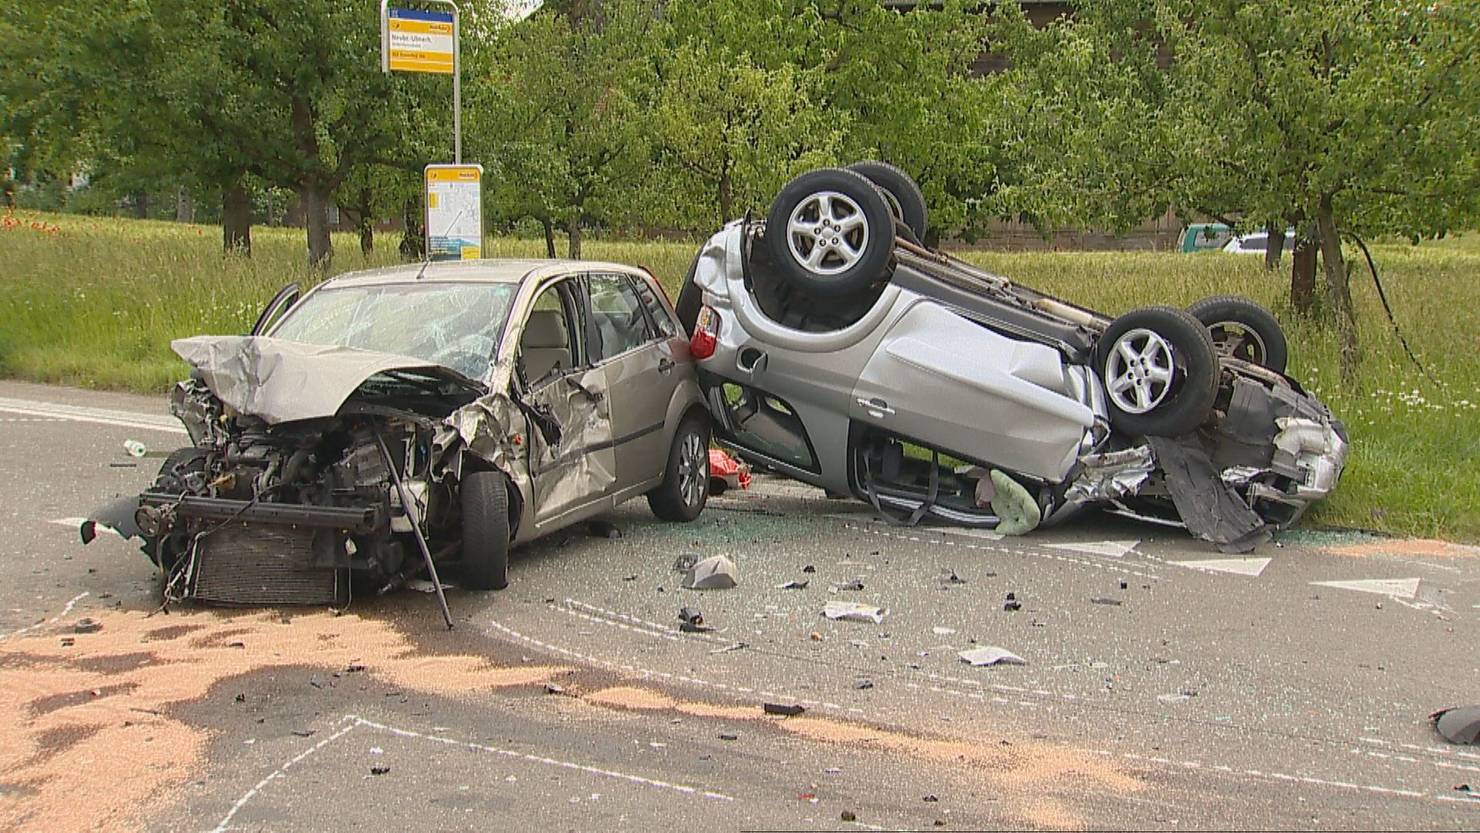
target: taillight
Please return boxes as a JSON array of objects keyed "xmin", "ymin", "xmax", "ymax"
[{"xmin": 690, "ymin": 305, "xmax": 720, "ymax": 360}]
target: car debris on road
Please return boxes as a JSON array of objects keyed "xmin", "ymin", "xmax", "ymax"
[
  {"xmin": 959, "ymin": 646, "xmax": 1027, "ymax": 667},
  {"xmin": 683, "ymin": 555, "xmax": 739, "ymax": 589},
  {"xmin": 822, "ymin": 601, "xmax": 887, "ymax": 624}
]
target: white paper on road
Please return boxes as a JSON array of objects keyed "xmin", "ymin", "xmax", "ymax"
[
  {"xmin": 959, "ymin": 646, "xmax": 1026, "ymax": 667},
  {"xmin": 822, "ymin": 601, "xmax": 887, "ymax": 624}
]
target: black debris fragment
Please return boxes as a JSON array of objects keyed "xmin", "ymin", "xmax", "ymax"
[
  {"xmin": 622, "ymin": 574, "xmax": 638, "ymax": 582},
  {"xmin": 831, "ymin": 579, "xmax": 865, "ymax": 592},
  {"xmin": 718, "ymin": 732, "xmax": 738, "ymax": 741},
  {"xmin": 291, "ymin": 730, "xmax": 316, "ymax": 738},
  {"xmin": 779, "ymin": 580, "xmax": 809, "ymax": 590},
  {"xmin": 370, "ymin": 766, "xmax": 390, "ymax": 776},
  {"xmin": 1119, "ymin": 580, "xmax": 1129, "ymax": 590},
  {"xmin": 802, "ymin": 565, "xmax": 816, "ymax": 573},
  {"xmin": 764, "ymin": 702, "xmax": 806, "ymax": 717},
  {"xmin": 678, "ymin": 607, "xmax": 713, "ymax": 633},
  {"xmin": 854, "ymin": 678, "xmax": 874, "ymax": 690},
  {"xmin": 673, "ymin": 553, "xmax": 700, "ymax": 573},
  {"xmin": 1003, "ymin": 593, "xmax": 1021, "ymax": 612},
  {"xmin": 545, "ymin": 683, "xmax": 565, "ymax": 695},
  {"xmin": 234, "ymin": 693, "xmax": 246, "ymax": 703},
  {"xmin": 923, "ymin": 794, "xmax": 939, "ymax": 802},
  {"xmin": 841, "ymin": 810, "xmax": 857, "ymax": 822}
]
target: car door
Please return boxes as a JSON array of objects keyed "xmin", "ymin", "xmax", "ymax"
[
  {"xmin": 848, "ymin": 302, "xmax": 1095, "ymax": 482},
  {"xmin": 514, "ymin": 276, "xmax": 618, "ymax": 525},
  {"xmin": 586, "ymin": 272, "xmax": 680, "ymax": 490}
]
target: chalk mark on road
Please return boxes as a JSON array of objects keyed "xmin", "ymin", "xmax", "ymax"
[
  {"xmin": 0, "ymin": 396, "xmax": 187, "ymax": 435},
  {"xmin": 0, "ymin": 591, "xmax": 89, "ymax": 643}
]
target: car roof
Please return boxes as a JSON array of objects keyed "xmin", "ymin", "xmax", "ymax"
[{"xmin": 321, "ymin": 259, "xmax": 647, "ymax": 289}]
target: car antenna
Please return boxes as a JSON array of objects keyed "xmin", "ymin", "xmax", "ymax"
[{"xmin": 414, "ymin": 206, "xmax": 469, "ymax": 279}]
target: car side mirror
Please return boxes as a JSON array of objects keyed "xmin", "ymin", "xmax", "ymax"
[{"xmin": 250, "ymin": 282, "xmax": 301, "ymax": 336}]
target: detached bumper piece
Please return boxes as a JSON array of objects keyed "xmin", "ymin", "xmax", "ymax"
[{"xmin": 191, "ymin": 524, "xmax": 347, "ymax": 607}]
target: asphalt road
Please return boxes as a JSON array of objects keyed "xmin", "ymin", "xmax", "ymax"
[{"xmin": 2, "ymin": 379, "xmax": 1478, "ymax": 831}]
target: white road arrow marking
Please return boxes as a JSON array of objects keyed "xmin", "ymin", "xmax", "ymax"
[
  {"xmin": 1171, "ymin": 557, "xmax": 1272, "ymax": 577},
  {"xmin": 1044, "ymin": 539, "xmax": 1140, "ymax": 558},
  {"xmin": 1310, "ymin": 577, "xmax": 1421, "ymax": 599}
]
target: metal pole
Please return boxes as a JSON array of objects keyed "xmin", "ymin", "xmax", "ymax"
[
  {"xmin": 452, "ymin": 4, "xmax": 461, "ymax": 164},
  {"xmin": 373, "ymin": 430, "xmax": 454, "ymax": 630}
]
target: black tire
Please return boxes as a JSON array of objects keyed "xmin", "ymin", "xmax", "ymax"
[
  {"xmin": 1186, "ymin": 295, "xmax": 1289, "ymax": 373},
  {"xmin": 1095, "ymin": 306, "xmax": 1219, "ymax": 437},
  {"xmin": 764, "ymin": 168, "xmax": 895, "ymax": 299},
  {"xmin": 648, "ymin": 414, "xmax": 711, "ymax": 522},
  {"xmin": 847, "ymin": 160, "xmax": 928, "ymax": 241},
  {"xmin": 461, "ymin": 471, "xmax": 511, "ymax": 590}
]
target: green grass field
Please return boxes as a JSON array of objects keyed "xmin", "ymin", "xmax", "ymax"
[{"xmin": 2, "ymin": 211, "xmax": 1476, "ymax": 540}]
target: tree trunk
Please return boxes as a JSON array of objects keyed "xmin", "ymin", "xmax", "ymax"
[
  {"xmin": 1263, "ymin": 221, "xmax": 1285, "ymax": 271},
  {"xmin": 541, "ymin": 217, "xmax": 557, "ymax": 258},
  {"xmin": 398, "ymin": 197, "xmax": 426, "ymax": 261},
  {"xmin": 356, "ymin": 186, "xmax": 373, "ymax": 255},
  {"xmin": 717, "ymin": 167, "xmax": 733, "ymax": 224},
  {"xmin": 222, "ymin": 182, "xmax": 252, "ymax": 256},
  {"xmin": 1290, "ymin": 237, "xmax": 1317, "ymax": 313},
  {"xmin": 299, "ymin": 182, "xmax": 333, "ymax": 269},
  {"xmin": 175, "ymin": 188, "xmax": 195, "ymax": 223},
  {"xmin": 1315, "ymin": 194, "xmax": 1358, "ymax": 379},
  {"xmin": 568, "ymin": 221, "xmax": 583, "ymax": 259},
  {"xmin": 132, "ymin": 192, "xmax": 149, "ymax": 219}
]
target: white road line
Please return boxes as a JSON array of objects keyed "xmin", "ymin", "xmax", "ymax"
[
  {"xmin": 563, "ymin": 599, "xmax": 733, "ymax": 646},
  {"xmin": 1358, "ymin": 736, "xmax": 1480, "ymax": 763},
  {"xmin": 0, "ymin": 591, "xmax": 90, "ymax": 643},
  {"xmin": 351, "ymin": 716, "xmax": 735, "ymax": 801},
  {"xmin": 209, "ymin": 718, "xmax": 359, "ymax": 833},
  {"xmin": 1110, "ymin": 749, "xmax": 1439, "ymax": 803},
  {"xmin": 0, "ymin": 396, "xmax": 187, "ymax": 435}
]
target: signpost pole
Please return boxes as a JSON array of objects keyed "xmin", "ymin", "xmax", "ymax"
[{"xmin": 452, "ymin": 5, "xmax": 461, "ymax": 164}]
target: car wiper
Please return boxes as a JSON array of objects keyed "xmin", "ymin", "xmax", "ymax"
[{"xmin": 380, "ymin": 369, "xmax": 484, "ymax": 395}]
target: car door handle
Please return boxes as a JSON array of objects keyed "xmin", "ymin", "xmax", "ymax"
[
  {"xmin": 857, "ymin": 397, "xmax": 895, "ymax": 416},
  {"xmin": 657, "ymin": 357, "xmax": 675, "ymax": 374}
]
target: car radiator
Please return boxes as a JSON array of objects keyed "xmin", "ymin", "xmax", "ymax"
[{"xmin": 190, "ymin": 524, "xmax": 347, "ymax": 606}]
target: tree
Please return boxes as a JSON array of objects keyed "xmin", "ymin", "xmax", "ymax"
[{"xmin": 470, "ymin": 1, "xmax": 657, "ymax": 258}]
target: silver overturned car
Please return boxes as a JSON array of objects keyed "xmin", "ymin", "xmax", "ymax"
[
  {"xmin": 678, "ymin": 163, "xmax": 1346, "ymax": 552},
  {"xmin": 85, "ymin": 260, "xmax": 711, "ymax": 613}
]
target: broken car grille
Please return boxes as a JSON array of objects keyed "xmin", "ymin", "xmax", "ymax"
[{"xmin": 191, "ymin": 525, "xmax": 346, "ymax": 606}]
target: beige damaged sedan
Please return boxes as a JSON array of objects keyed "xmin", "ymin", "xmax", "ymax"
[{"xmin": 84, "ymin": 260, "xmax": 710, "ymax": 609}]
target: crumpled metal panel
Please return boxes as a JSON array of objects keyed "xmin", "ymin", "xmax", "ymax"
[
  {"xmin": 1065, "ymin": 444, "xmax": 1155, "ymax": 504},
  {"xmin": 526, "ymin": 366, "xmax": 618, "ymax": 521},
  {"xmin": 172, "ymin": 335, "xmax": 476, "ymax": 425},
  {"xmin": 1273, "ymin": 417, "xmax": 1347, "ymax": 499},
  {"xmin": 1148, "ymin": 435, "xmax": 1270, "ymax": 553}
]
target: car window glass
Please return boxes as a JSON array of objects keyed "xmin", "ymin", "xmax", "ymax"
[
  {"xmin": 588, "ymin": 274, "xmax": 654, "ymax": 361},
  {"xmin": 518, "ymin": 282, "xmax": 577, "ymax": 386},
  {"xmin": 632, "ymin": 277, "xmax": 677, "ymax": 338}
]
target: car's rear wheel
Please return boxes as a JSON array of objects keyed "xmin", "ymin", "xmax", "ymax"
[
  {"xmin": 1096, "ymin": 306, "xmax": 1219, "ymax": 437},
  {"xmin": 461, "ymin": 471, "xmax": 511, "ymax": 590},
  {"xmin": 648, "ymin": 414, "xmax": 711, "ymax": 522},
  {"xmin": 846, "ymin": 160, "xmax": 928, "ymax": 242},
  {"xmin": 1187, "ymin": 295, "xmax": 1289, "ymax": 373},
  {"xmin": 764, "ymin": 168, "xmax": 895, "ymax": 299}
]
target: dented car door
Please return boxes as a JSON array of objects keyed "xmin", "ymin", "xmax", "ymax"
[{"xmin": 515, "ymin": 277, "xmax": 618, "ymax": 525}]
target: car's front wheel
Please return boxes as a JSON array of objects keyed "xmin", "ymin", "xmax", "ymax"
[
  {"xmin": 461, "ymin": 471, "xmax": 511, "ymax": 590},
  {"xmin": 648, "ymin": 414, "xmax": 711, "ymax": 522},
  {"xmin": 1095, "ymin": 306, "xmax": 1219, "ymax": 437}
]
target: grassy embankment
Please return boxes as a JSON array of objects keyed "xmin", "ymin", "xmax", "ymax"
[{"xmin": 1, "ymin": 211, "xmax": 1476, "ymax": 539}]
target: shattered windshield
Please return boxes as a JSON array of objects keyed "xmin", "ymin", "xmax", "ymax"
[{"xmin": 269, "ymin": 281, "xmax": 516, "ymax": 380}]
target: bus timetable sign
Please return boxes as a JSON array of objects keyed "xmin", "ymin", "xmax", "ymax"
[{"xmin": 382, "ymin": 7, "xmax": 455, "ymax": 74}]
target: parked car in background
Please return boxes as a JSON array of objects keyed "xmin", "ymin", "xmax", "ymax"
[
  {"xmin": 85, "ymin": 260, "xmax": 710, "ymax": 605},
  {"xmin": 679, "ymin": 164, "xmax": 1345, "ymax": 551},
  {"xmin": 1178, "ymin": 223, "xmax": 1233, "ymax": 253},
  {"xmin": 1223, "ymin": 229, "xmax": 1294, "ymax": 257}
]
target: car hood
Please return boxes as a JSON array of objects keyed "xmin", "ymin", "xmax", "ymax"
[{"xmin": 172, "ymin": 335, "xmax": 483, "ymax": 425}]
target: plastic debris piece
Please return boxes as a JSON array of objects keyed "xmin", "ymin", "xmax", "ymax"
[
  {"xmin": 73, "ymin": 618, "xmax": 102, "ymax": 634},
  {"xmin": 989, "ymin": 469, "xmax": 1041, "ymax": 536},
  {"xmin": 779, "ymin": 580, "xmax": 809, "ymax": 590},
  {"xmin": 1434, "ymin": 706, "xmax": 1480, "ymax": 745},
  {"xmin": 923, "ymin": 794, "xmax": 939, "ymax": 802},
  {"xmin": 123, "ymin": 440, "xmax": 147, "ymax": 458},
  {"xmin": 673, "ymin": 552, "xmax": 699, "ymax": 573},
  {"xmin": 932, "ymin": 626, "xmax": 956, "ymax": 636},
  {"xmin": 942, "ymin": 571, "xmax": 968, "ymax": 585},
  {"xmin": 708, "ymin": 448, "xmax": 753, "ymax": 493},
  {"xmin": 823, "ymin": 601, "xmax": 887, "ymax": 624},
  {"xmin": 718, "ymin": 732, "xmax": 738, "ymax": 741},
  {"xmin": 802, "ymin": 565, "xmax": 816, "ymax": 573},
  {"xmin": 764, "ymin": 702, "xmax": 805, "ymax": 716},
  {"xmin": 684, "ymin": 555, "xmax": 738, "ymax": 590},
  {"xmin": 545, "ymin": 683, "xmax": 564, "ymax": 695},
  {"xmin": 678, "ymin": 606, "xmax": 713, "ymax": 633},
  {"xmin": 831, "ymin": 579, "xmax": 865, "ymax": 592},
  {"xmin": 855, "ymin": 678, "xmax": 874, "ymax": 690},
  {"xmin": 959, "ymin": 646, "xmax": 1027, "ymax": 667},
  {"xmin": 1090, "ymin": 597, "xmax": 1123, "ymax": 606},
  {"xmin": 370, "ymin": 765, "xmax": 390, "ymax": 776},
  {"xmin": 841, "ymin": 810, "xmax": 857, "ymax": 822}
]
